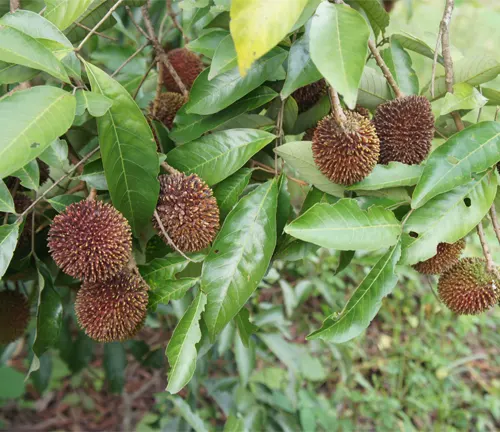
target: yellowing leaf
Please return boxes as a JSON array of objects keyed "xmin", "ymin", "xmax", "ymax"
[{"xmin": 230, "ymin": 0, "xmax": 308, "ymax": 75}]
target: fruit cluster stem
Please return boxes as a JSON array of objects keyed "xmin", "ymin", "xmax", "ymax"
[
  {"xmin": 489, "ymin": 205, "xmax": 500, "ymax": 245},
  {"xmin": 153, "ymin": 210, "xmax": 194, "ymax": 262},
  {"xmin": 367, "ymin": 40, "xmax": 404, "ymax": 99},
  {"xmin": 476, "ymin": 223, "xmax": 500, "ymax": 279},
  {"xmin": 328, "ymin": 86, "xmax": 347, "ymax": 127},
  {"xmin": 160, "ymin": 161, "xmax": 180, "ymax": 175}
]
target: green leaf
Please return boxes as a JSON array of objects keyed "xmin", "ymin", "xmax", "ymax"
[
  {"xmin": 0, "ymin": 9, "xmax": 72, "ymax": 54},
  {"xmin": 353, "ymin": 0, "xmax": 390, "ymax": 38},
  {"xmin": 202, "ymin": 180, "xmax": 278, "ymax": 339},
  {"xmin": 213, "ymin": 168, "xmax": 254, "ymax": 219},
  {"xmin": 167, "ymin": 129, "xmax": 275, "ymax": 186},
  {"xmin": 85, "ymin": 62, "xmax": 159, "ymax": 235},
  {"xmin": 292, "ymin": 94, "xmax": 331, "ymax": 133},
  {"xmin": 28, "ymin": 261, "xmax": 63, "ymax": 377},
  {"xmin": 0, "ymin": 26, "xmax": 69, "ymax": 82},
  {"xmin": 61, "ymin": 52, "xmax": 81, "ymax": 80},
  {"xmin": 65, "ymin": 0, "xmax": 117, "ymax": 43},
  {"xmin": 104, "ymin": 342, "xmax": 127, "ymax": 394},
  {"xmin": 187, "ymin": 29, "xmax": 229, "ymax": 58},
  {"xmin": 274, "ymin": 141, "xmax": 344, "ymax": 197},
  {"xmin": 168, "ymin": 394, "xmax": 210, "ymax": 432},
  {"xmin": 357, "ymin": 66, "xmax": 392, "ymax": 110},
  {"xmin": 0, "ymin": 86, "xmax": 76, "ymax": 178},
  {"xmin": 0, "ymin": 224, "xmax": 19, "ymax": 279},
  {"xmin": 224, "ymin": 415, "xmax": 246, "ymax": 432},
  {"xmin": 401, "ymin": 171, "xmax": 497, "ymax": 266},
  {"xmin": 75, "ymin": 90, "xmax": 113, "ymax": 117},
  {"xmin": 412, "ymin": 121, "xmax": 500, "ymax": 209},
  {"xmin": 391, "ymin": 32, "xmax": 443, "ymax": 64},
  {"xmin": 148, "ymin": 279, "xmax": 199, "ymax": 311},
  {"xmin": 424, "ymin": 56, "xmax": 500, "ymax": 101},
  {"xmin": 170, "ymin": 86, "xmax": 277, "ymax": 144},
  {"xmin": 335, "ymin": 250, "xmax": 355, "ymax": 275},
  {"xmin": 284, "ymin": 199, "xmax": 402, "ymax": 251},
  {"xmin": 308, "ymin": 243, "xmax": 401, "ymax": 343},
  {"xmin": 440, "ymin": 83, "xmax": 488, "ymax": 116},
  {"xmin": 39, "ymin": 138, "xmax": 69, "ymax": 170},
  {"xmin": 310, "ymin": 3, "xmax": 370, "ymax": 109},
  {"xmin": 140, "ymin": 255, "xmax": 197, "ymax": 285},
  {"xmin": 0, "ymin": 179, "xmax": 14, "ymax": 213},
  {"xmin": 482, "ymin": 87, "xmax": 500, "ymax": 106},
  {"xmin": 0, "ymin": 61, "xmax": 38, "ymax": 85},
  {"xmin": 79, "ymin": 158, "xmax": 108, "ymax": 191},
  {"xmin": 281, "ymin": 33, "xmax": 322, "ymax": 99},
  {"xmin": 46, "ymin": 195, "xmax": 84, "ymax": 213},
  {"xmin": 0, "ymin": 366, "xmax": 25, "ymax": 399},
  {"xmin": 234, "ymin": 332, "xmax": 255, "ymax": 386},
  {"xmin": 12, "ymin": 160, "xmax": 39, "ymax": 191},
  {"xmin": 230, "ymin": 0, "xmax": 308, "ymax": 74},
  {"xmin": 283, "ymin": 97, "xmax": 299, "ymax": 133},
  {"xmin": 382, "ymin": 37, "xmax": 419, "ymax": 95},
  {"xmin": 209, "ymin": 33, "xmax": 237, "ymax": 80},
  {"xmin": 184, "ymin": 47, "xmax": 287, "ymax": 115},
  {"xmin": 45, "ymin": 0, "xmax": 94, "ymax": 30},
  {"xmin": 235, "ymin": 308, "xmax": 258, "ymax": 348},
  {"xmin": 166, "ymin": 292, "xmax": 207, "ymax": 394},
  {"xmin": 348, "ymin": 162, "xmax": 423, "ymax": 191}
]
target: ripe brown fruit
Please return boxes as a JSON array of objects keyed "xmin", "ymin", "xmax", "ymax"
[
  {"xmin": 154, "ymin": 173, "xmax": 220, "ymax": 252},
  {"xmin": 0, "ymin": 291, "xmax": 30, "ymax": 344},
  {"xmin": 312, "ymin": 111, "xmax": 380, "ymax": 186},
  {"xmin": 162, "ymin": 48, "xmax": 204, "ymax": 93},
  {"xmin": 48, "ymin": 200, "xmax": 132, "ymax": 282},
  {"xmin": 374, "ymin": 95, "xmax": 434, "ymax": 165},
  {"xmin": 152, "ymin": 92, "xmax": 186, "ymax": 129},
  {"xmin": 292, "ymin": 79, "xmax": 327, "ymax": 113},
  {"xmin": 413, "ymin": 239, "xmax": 465, "ymax": 275},
  {"xmin": 75, "ymin": 270, "xmax": 148, "ymax": 342},
  {"xmin": 438, "ymin": 257, "xmax": 500, "ymax": 315}
]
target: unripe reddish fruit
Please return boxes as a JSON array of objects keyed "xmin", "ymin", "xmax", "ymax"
[
  {"xmin": 413, "ymin": 239, "xmax": 465, "ymax": 275},
  {"xmin": 162, "ymin": 48, "xmax": 204, "ymax": 93},
  {"xmin": 0, "ymin": 291, "xmax": 30, "ymax": 344}
]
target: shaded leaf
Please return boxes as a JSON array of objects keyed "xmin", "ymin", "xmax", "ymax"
[
  {"xmin": 184, "ymin": 47, "xmax": 287, "ymax": 115},
  {"xmin": 104, "ymin": 342, "xmax": 127, "ymax": 394},
  {"xmin": 65, "ymin": 0, "xmax": 117, "ymax": 43},
  {"xmin": 230, "ymin": 0, "xmax": 308, "ymax": 74},
  {"xmin": 310, "ymin": 3, "xmax": 370, "ymax": 109},
  {"xmin": 0, "ymin": 224, "xmax": 19, "ymax": 279},
  {"xmin": 168, "ymin": 394, "xmax": 210, "ymax": 432},
  {"xmin": 0, "ymin": 366, "xmax": 25, "ymax": 399},
  {"xmin": 0, "ymin": 86, "xmax": 75, "ymax": 178},
  {"xmin": 440, "ymin": 83, "xmax": 487, "ymax": 116},
  {"xmin": 46, "ymin": 195, "xmax": 84, "ymax": 213},
  {"xmin": 235, "ymin": 308, "xmax": 258, "ymax": 348},
  {"xmin": 79, "ymin": 158, "xmax": 108, "ymax": 191},
  {"xmin": 412, "ymin": 121, "xmax": 500, "ymax": 209},
  {"xmin": 382, "ymin": 37, "xmax": 419, "ymax": 95},
  {"xmin": 148, "ymin": 278, "xmax": 199, "ymax": 311},
  {"xmin": 353, "ymin": 0, "xmax": 389, "ymax": 38},
  {"xmin": 166, "ymin": 292, "xmax": 207, "ymax": 394},
  {"xmin": 39, "ymin": 138, "xmax": 69, "ymax": 170},
  {"xmin": 167, "ymin": 129, "xmax": 274, "ymax": 186},
  {"xmin": 357, "ymin": 66, "xmax": 392, "ymax": 110},
  {"xmin": 308, "ymin": 243, "xmax": 401, "ymax": 343},
  {"xmin": 75, "ymin": 90, "xmax": 113, "ymax": 117},
  {"xmin": 234, "ymin": 332, "xmax": 255, "ymax": 386},
  {"xmin": 335, "ymin": 250, "xmax": 355, "ymax": 275},
  {"xmin": 292, "ymin": 94, "xmax": 331, "ymax": 133},
  {"xmin": 187, "ymin": 29, "xmax": 229, "ymax": 58},
  {"xmin": 284, "ymin": 199, "xmax": 402, "ymax": 251},
  {"xmin": 213, "ymin": 168, "xmax": 254, "ymax": 219},
  {"xmin": 0, "ymin": 61, "xmax": 37, "ymax": 85},
  {"xmin": 209, "ymin": 33, "xmax": 237, "ymax": 79},
  {"xmin": 12, "ymin": 160, "xmax": 39, "ymax": 191},
  {"xmin": 392, "ymin": 32, "xmax": 443, "ymax": 64},
  {"xmin": 85, "ymin": 62, "xmax": 159, "ymax": 235},
  {"xmin": 202, "ymin": 180, "xmax": 278, "ymax": 339},
  {"xmin": 45, "ymin": 0, "xmax": 94, "ymax": 30},
  {"xmin": 348, "ymin": 162, "xmax": 423, "ymax": 191},
  {"xmin": 0, "ymin": 179, "xmax": 15, "ymax": 213},
  {"xmin": 224, "ymin": 415, "xmax": 246, "ymax": 432}
]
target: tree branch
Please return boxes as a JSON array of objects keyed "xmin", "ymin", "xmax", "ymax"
[
  {"xmin": 367, "ymin": 40, "xmax": 404, "ymax": 98},
  {"xmin": 111, "ymin": 41, "xmax": 150, "ymax": 78},
  {"xmin": 133, "ymin": 58, "xmax": 157, "ymax": 100},
  {"xmin": 74, "ymin": 22, "xmax": 118, "ymax": 42},
  {"xmin": 153, "ymin": 210, "xmax": 194, "ymax": 262},
  {"xmin": 490, "ymin": 205, "xmax": 500, "ymax": 245},
  {"xmin": 166, "ymin": 0, "xmax": 189, "ymax": 44},
  {"xmin": 476, "ymin": 222, "xmax": 500, "ymax": 279},
  {"xmin": 10, "ymin": 0, "xmax": 19, "ymax": 12}
]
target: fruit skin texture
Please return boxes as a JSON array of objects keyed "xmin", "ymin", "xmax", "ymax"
[
  {"xmin": 75, "ymin": 270, "xmax": 148, "ymax": 342},
  {"xmin": 292, "ymin": 79, "xmax": 327, "ymax": 113},
  {"xmin": 162, "ymin": 48, "xmax": 204, "ymax": 93},
  {"xmin": 0, "ymin": 291, "xmax": 30, "ymax": 344},
  {"xmin": 413, "ymin": 239, "xmax": 466, "ymax": 275},
  {"xmin": 152, "ymin": 92, "xmax": 186, "ymax": 129},
  {"xmin": 374, "ymin": 95, "xmax": 434, "ymax": 165},
  {"xmin": 48, "ymin": 200, "xmax": 132, "ymax": 282},
  {"xmin": 438, "ymin": 257, "xmax": 500, "ymax": 315},
  {"xmin": 312, "ymin": 111, "xmax": 380, "ymax": 186},
  {"xmin": 154, "ymin": 173, "xmax": 220, "ymax": 252}
]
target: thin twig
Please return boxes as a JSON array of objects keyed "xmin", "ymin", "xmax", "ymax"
[
  {"xmin": 251, "ymin": 161, "xmax": 308, "ymax": 187},
  {"xmin": 275, "ymin": 99, "xmax": 285, "ymax": 175},
  {"xmin": 141, "ymin": 5, "xmax": 189, "ymax": 98},
  {"xmin": 495, "ymin": 106, "xmax": 499, "ymax": 122},
  {"xmin": 328, "ymin": 86, "xmax": 347, "ymax": 125},
  {"xmin": 111, "ymin": 41, "xmax": 150, "ymax": 78},
  {"xmin": 367, "ymin": 40, "xmax": 404, "ymax": 98},
  {"xmin": 74, "ymin": 22, "xmax": 118, "ymax": 42},
  {"xmin": 87, "ymin": 188, "xmax": 97, "ymax": 201},
  {"xmin": 10, "ymin": 0, "xmax": 19, "ymax": 12},
  {"xmin": 490, "ymin": 205, "xmax": 500, "ymax": 245},
  {"xmin": 133, "ymin": 58, "xmax": 157, "ymax": 100},
  {"xmin": 125, "ymin": 6, "xmax": 150, "ymax": 40},
  {"xmin": 15, "ymin": 148, "xmax": 99, "ymax": 224},
  {"xmin": 153, "ymin": 210, "xmax": 194, "ymax": 262},
  {"xmin": 430, "ymin": 28, "xmax": 442, "ymax": 98},
  {"xmin": 76, "ymin": 0, "xmax": 125, "ymax": 51},
  {"xmin": 476, "ymin": 222, "xmax": 500, "ymax": 278},
  {"xmin": 426, "ymin": 276, "xmax": 442, "ymax": 305},
  {"xmin": 167, "ymin": 0, "xmax": 189, "ymax": 44}
]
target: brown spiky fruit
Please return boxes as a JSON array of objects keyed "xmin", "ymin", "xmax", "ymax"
[
  {"xmin": 374, "ymin": 95, "xmax": 434, "ymax": 165},
  {"xmin": 154, "ymin": 173, "xmax": 220, "ymax": 252},
  {"xmin": 413, "ymin": 239, "xmax": 466, "ymax": 275},
  {"xmin": 75, "ymin": 270, "xmax": 148, "ymax": 342},
  {"xmin": 162, "ymin": 48, "xmax": 204, "ymax": 93},
  {"xmin": 312, "ymin": 111, "xmax": 380, "ymax": 186},
  {"xmin": 0, "ymin": 291, "xmax": 30, "ymax": 344},
  {"xmin": 438, "ymin": 257, "xmax": 500, "ymax": 315},
  {"xmin": 48, "ymin": 200, "xmax": 132, "ymax": 282},
  {"xmin": 38, "ymin": 159, "xmax": 50, "ymax": 185},
  {"xmin": 355, "ymin": 105, "xmax": 371, "ymax": 119},
  {"xmin": 292, "ymin": 79, "xmax": 327, "ymax": 113},
  {"xmin": 152, "ymin": 92, "xmax": 186, "ymax": 129}
]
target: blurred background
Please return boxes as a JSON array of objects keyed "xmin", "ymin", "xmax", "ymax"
[{"xmin": 1, "ymin": 0, "xmax": 500, "ymax": 431}]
